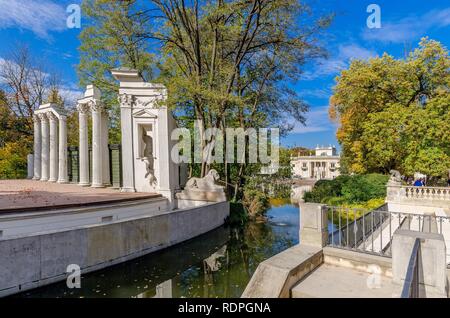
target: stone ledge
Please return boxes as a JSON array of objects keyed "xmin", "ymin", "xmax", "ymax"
[
  {"xmin": 241, "ymin": 244, "xmax": 323, "ymax": 298},
  {"xmin": 323, "ymin": 247, "xmax": 393, "ymax": 277}
]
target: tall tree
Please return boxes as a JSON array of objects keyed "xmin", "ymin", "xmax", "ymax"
[
  {"xmin": 0, "ymin": 45, "xmax": 61, "ymax": 136},
  {"xmin": 330, "ymin": 38, "xmax": 450, "ymax": 179},
  {"xmin": 78, "ymin": 0, "xmax": 332, "ymax": 196},
  {"xmin": 78, "ymin": 0, "xmax": 155, "ymax": 142},
  {"xmin": 150, "ymin": 0, "xmax": 331, "ymax": 194}
]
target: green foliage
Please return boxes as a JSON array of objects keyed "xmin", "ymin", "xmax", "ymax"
[
  {"xmin": 330, "ymin": 39, "xmax": 450, "ymax": 178},
  {"xmin": 228, "ymin": 202, "xmax": 248, "ymax": 226},
  {"xmin": 304, "ymin": 174, "xmax": 389, "ymax": 205},
  {"xmin": 341, "ymin": 174, "xmax": 389, "ymax": 203},
  {"xmin": 242, "ymin": 177, "xmax": 270, "ymax": 218},
  {"xmin": 0, "ymin": 140, "xmax": 31, "ymax": 179}
]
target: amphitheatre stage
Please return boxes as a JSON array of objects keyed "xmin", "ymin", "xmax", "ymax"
[{"xmin": 0, "ymin": 180, "xmax": 159, "ymax": 213}]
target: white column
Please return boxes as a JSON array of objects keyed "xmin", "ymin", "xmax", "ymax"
[
  {"xmin": 27, "ymin": 154, "xmax": 34, "ymax": 179},
  {"xmin": 101, "ymin": 110, "xmax": 110, "ymax": 186},
  {"xmin": 48, "ymin": 112, "xmax": 59, "ymax": 182},
  {"xmin": 32, "ymin": 114, "xmax": 41, "ymax": 180},
  {"xmin": 39, "ymin": 113, "xmax": 49, "ymax": 181},
  {"xmin": 57, "ymin": 115, "xmax": 68, "ymax": 183},
  {"xmin": 90, "ymin": 101, "xmax": 104, "ymax": 188},
  {"xmin": 118, "ymin": 94, "xmax": 136, "ymax": 192},
  {"xmin": 78, "ymin": 103, "xmax": 90, "ymax": 186}
]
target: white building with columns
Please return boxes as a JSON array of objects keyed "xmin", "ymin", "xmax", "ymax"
[
  {"xmin": 33, "ymin": 103, "xmax": 69, "ymax": 184},
  {"xmin": 291, "ymin": 146, "xmax": 340, "ymax": 180}
]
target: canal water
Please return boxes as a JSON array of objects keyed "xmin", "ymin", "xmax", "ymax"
[{"xmin": 18, "ymin": 202, "xmax": 302, "ymax": 298}]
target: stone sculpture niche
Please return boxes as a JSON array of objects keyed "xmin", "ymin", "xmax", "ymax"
[{"xmin": 138, "ymin": 124, "xmax": 157, "ymax": 186}]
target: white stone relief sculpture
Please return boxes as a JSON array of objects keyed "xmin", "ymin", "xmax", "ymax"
[
  {"xmin": 140, "ymin": 125, "xmax": 157, "ymax": 186},
  {"xmin": 118, "ymin": 93, "xmax": 135, "ymax": 108}
]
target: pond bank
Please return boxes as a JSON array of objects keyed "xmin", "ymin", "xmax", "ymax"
[{"xmin": 16, "ymin": 202, "xmax": 300, "ymax": 298}]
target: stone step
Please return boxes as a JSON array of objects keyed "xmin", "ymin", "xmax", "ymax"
[{"xmin": 291, "ymin": 264, "xmax": 396, "ymax": 298}]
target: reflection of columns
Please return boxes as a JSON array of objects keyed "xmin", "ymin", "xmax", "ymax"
[
  {"xmin": 57, "ymin": 115, "xmax": 68, "ymax": 183},
  {"xmin": 39, "ymin": 113, "xmax": 49, "ymax": 181},
  {"xmin": 78, "ymin": 103, "xmax": 90, "ymax": 186},
  {"xmin": 154, "ymin": 280, "xmax": 173, "ymax": 298},
  {"xmin": 48, "ymin": 112, "xmax": 59, "ymax": 182},
  {"xmin": 101, "ymin": 110, "xmax": 110, "ymax": 186},
  {"xmin": 90, "ymin": 101, "xmax": 104, "ymax": 188},
  {"xmin": 33, "ymin": 115, "xmax": 41, "ymax": 180}
]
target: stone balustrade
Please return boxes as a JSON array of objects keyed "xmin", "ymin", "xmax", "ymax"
[
  {"xmin": 387, "ymin": 185, "xmax": 450, "ymax": 211},
  {"xmin": 404, "ymin": 186, "xmax": 450, "ymax": 201}
]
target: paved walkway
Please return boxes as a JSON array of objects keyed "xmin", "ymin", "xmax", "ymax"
[
  {"xmin": 292, "ymin": 264, "xmax": 397, "ymax": 298},
  {"xmin": 0, "ymin": 179, "xmax": 157, "ymax": 212}
]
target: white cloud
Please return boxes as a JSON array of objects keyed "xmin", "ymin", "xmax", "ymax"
[
  {"xmin": 298, "ymin": 88, "xmax": 331, "ymax": 99},
  {"xmin": 302, "ymin": 44, "xmax": 377, "ymax": 80},
  {"xmin": 363, "ymin": 8, "xmax": 450, "ymax": 43},
  {"xmin": 292, "ymin": 106, "xmax": 336, "ymax": 134},
  {"xmin": 59, "ymin": 86, "xmax": 83, "ymax": 106},
  {"xmin": 0, "ymin": 0, "xmax": 66, "ymax": 39}
]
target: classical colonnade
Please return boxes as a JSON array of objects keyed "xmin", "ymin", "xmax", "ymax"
[
  {"xmin": 76, "ymin": 98, "xmax": 110, "ymax": 188},
  {"xmin": 32, "ymin": 106, "xmax": 68, "ymax": 183},
  {"xmin": 33, "ymin": 85, "xmax": 110, "ymax": 187}
]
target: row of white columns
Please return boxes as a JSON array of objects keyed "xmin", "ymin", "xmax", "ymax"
[
  {"xmin": 76, "ymin": 101, "xmax": 110, "ymax": 188},
  {"xmin": 33, "ymin": 111, "xmax": 68, "ymax": 183}
]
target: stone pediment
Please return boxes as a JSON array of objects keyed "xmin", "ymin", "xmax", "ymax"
[{"xmin": 132, "ymin": 108, "xmax": 158, "ymax": 119}]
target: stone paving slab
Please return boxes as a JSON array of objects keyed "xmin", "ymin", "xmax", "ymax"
[
  {"xmin": 0, "ymin": 180, "xmax": 158, "ymax": 212},
  {"xmin": 291, "ymin": 263, "xmax": 397, "ymax": 298}
]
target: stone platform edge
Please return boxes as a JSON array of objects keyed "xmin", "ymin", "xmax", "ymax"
[{"xmin": 0, "ymin": 200, "xmax": 230, "ymax": 297}]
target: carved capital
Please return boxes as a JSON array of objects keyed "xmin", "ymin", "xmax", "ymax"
[
  {"xmin": 47, "ymin": 112, "xmax": 58, "ymax": 122},
  {"xmin": 89, "ymin": 100, "xmax": 104, "ymax": 113},
  {"xmin": 77, "ymin": 103, "xmax": 90, "ymax": 114},
  {"xmin": 33, "ymin": 114, "xmax": 40, "ymax": 122},
  {"xmin": 37, "ymin": 113, "xmax": 48, "ymax": 121},
  {"xmin": 118, "ymin": 94, "xmax": 135, "ymax": 108}
]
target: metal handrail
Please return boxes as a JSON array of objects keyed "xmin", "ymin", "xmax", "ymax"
[{"xmin": 401, "ymin": 238, "xmax": 421, "ymax": 298}]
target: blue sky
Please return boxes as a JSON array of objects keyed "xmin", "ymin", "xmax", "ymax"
[{"xmin": 0, "ymin": 0, "xmax": 449, "ymax": 150}]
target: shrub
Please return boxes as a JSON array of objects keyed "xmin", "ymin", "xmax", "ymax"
[
  {"xmin": 242, "ymin": 188, "xmax": 270, "ymax": 218},
  {"xmin": 304, "ymin": 173, "xmax": 389, "ymax": 205},
  {"xmin": 0, "ymin": 141, "xmax": 30, "ymax": 179}
]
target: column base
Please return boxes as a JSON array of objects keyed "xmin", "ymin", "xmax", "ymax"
[
  {"xmin": 78, "ymin": 182, "xmax": 91, "ymax": 187},
  {"xmin": 57, "ymin": 180, "xmax": 69, "ymax": 184},
  {"xmin": 48, "ymin": 179, "xmax": 58, "ymax": 183},
  {"xmin": 40, "ymin": 178, "xmax": 49, "ymax": 182},
  {"xmin": 32, "ymin": 176, "xmax": 40, "ymax": 181},
  {"xmin": 91, "ymin": 183, "xmax": 105, "ymax": 188},
  {"xmin": 120, "ymin": 187, "xmax": 136, "ymax": 193}
]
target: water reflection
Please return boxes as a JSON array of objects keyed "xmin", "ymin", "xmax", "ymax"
[{"xmin": 17, "ymin": 204, "xmax": 299, "ymax": 298}]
